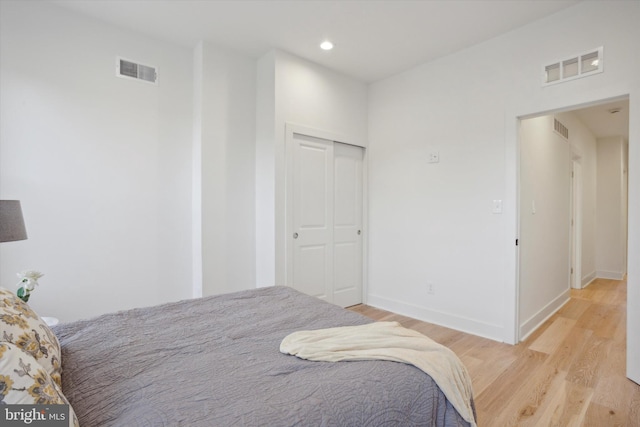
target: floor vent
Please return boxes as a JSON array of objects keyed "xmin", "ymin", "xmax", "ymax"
[
  {"xmin": 116, "ymin": 57, "xmax": 157, "ymax": 85},
  {"xmin": 543, "ymin": 47, "xmax": 603, "ymax": 86},
  {"xmin": 554, "ymin": 118, "xmax": 569, "ymax": 140}
]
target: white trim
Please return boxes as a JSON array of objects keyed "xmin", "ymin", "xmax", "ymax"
[
  {"xmin": 519, "ymin": 289, "xmax": 571, "ymax": 341},
  {"xmin": 581, "ymin": 271, "xmax": 597, "ymax": 288},
  {"xmin": 286, "ymin": 123, "xmax": 347, "ymax": 147},
  {"xmin": 367, "ymin": 294, "xmax": 504, "ymax": 342},
  {"xmin": 362, "ymin": 146, "xmax": 370, "ymax": 305},
  {"xmin": 596, "ymin": 270, "xmax": 625, "ymax": 280},
  {"xmin": 571, "ymin": 160, "xmax": 583, "ymax": 290},
  {"xmin": 503, "ymin": 114, "xmax": 520, "ymax": 345},
  {"xmin": 626, "ymin": 88, "xmax": 640, "ymax": 384}
]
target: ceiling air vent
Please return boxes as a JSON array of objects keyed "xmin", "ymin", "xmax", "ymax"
[
  {"xmin": 116, "ymin": 57, "xmax": 158, "ymax": 85},
  {"xmin": 543, "ymin": 47, "xmax": 603, "ymax": 86},
  {"xmin": 554, "ymin": 118, "xmax": 569, "ymax": 140}
]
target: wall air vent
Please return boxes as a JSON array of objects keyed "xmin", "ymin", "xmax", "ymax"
[
  {"xmin": 543, "ymin": 47, "xmax": 603, "ymax": 86},
  {"xmin": 116, "ymin": 57, "xmax": 158, "ymax": 85},
  {"xmin": 554, "ymin": 118, "xmax": 569, "ymax": 140}
]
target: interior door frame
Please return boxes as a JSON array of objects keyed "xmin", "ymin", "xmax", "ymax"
[
  {"xmin": 507, "ymin": 92, "xmax": 633, "ymax": 346},
  {"xmin": 284, "ymin": 123, "xmax": 368, "ymax": 304},
  {"xmin": 571, "ymin": 158, "xmax": 583, "ymax": 289}
]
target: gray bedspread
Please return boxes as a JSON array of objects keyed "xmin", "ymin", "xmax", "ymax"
[{"xmin": 53, "ymin": 286, "xmax": 471, "ymax": 426}]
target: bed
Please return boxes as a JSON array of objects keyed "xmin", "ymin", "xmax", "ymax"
[{"xmin": 4, "ymin": 286, "xmax": 474, "ymax": 426}]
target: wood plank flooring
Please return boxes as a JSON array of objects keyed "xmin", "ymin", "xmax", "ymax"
[{"xmin": 348, "ymin": 278, "xmax": 640, "ymax": 426}]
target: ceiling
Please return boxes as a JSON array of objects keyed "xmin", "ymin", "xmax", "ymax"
[
  {"xmin": 51, "ymin": 0, "xmax": 581, "ymax": 83},
  {"xmin": 573, "ymin": 99, "xmax": 630, "ymax": 140}
]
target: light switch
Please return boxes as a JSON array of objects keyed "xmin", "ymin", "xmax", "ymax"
[{"xmin": 492, "ymin": 200, "xmax": 503, "ymax": 214}]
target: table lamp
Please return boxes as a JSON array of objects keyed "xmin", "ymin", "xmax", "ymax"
[{"xmin": 0, "ymin": 200, "xmax": 28, "ymax": 242}]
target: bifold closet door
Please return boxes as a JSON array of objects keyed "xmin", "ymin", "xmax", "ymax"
[{"xmin": 289, "ymin": 131, "xmax": 363, "ymax": 306}]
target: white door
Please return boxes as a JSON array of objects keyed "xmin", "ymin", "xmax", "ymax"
[
  {"xmin": 333, "ymin": 143, "xmax": 364, "ymax": 307},
  {"xmin": 288, "ymin": 129, "xmax": 364, "ymax": 306},
  {"xmin": 291, "ymin": 133, "xmax": 334, "ymax": 302}
]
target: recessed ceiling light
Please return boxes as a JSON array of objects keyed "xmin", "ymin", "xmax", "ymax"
[{"xmin": 320, "ymin": 41, "xmax": 334, "ymax": 51}]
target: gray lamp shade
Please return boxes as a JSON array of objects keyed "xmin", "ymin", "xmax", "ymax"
[{"xmin": 0, "ymin": 200, "xmax": 28, "ymax": 242}]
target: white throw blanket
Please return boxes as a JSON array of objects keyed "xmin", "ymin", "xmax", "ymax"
[{"xmin": 280, "ymin": 321, "xmax": 476, "ymax": 427}]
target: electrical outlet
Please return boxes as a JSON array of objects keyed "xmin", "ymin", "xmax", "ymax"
[{"xmin": 427, "ymin": 282, "xmax": 435, "ymax": 295}]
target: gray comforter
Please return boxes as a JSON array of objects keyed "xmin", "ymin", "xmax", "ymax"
[{"xmin": 53, "ymin": 286, "xmax": 471, "ymax": 426}]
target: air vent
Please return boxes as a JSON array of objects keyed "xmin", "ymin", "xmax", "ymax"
[
  {"xmin": 554, "ymin": 118, "xmax": 569, "ymax": 140},
  {"xmin": 543, "ymin": 47, "xmax": 603, "ymax": 86},
  {"xmin": 116, "ymin": 57, "xmax": 157, "ymax": 85}
]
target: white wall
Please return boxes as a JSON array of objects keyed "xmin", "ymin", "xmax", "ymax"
[
  {"xmin": 623, "ymin": 141, "xmax": 628, "ymax": 276},
  {"xmin": 255, "ymin": 52, "xmax": 277, "ymax": 288},
  {"xmin": 368, "ymin": 38, "xmax": 512, "ymax": 340},
  {"xmin": 368, "ymin": 0, "xmax": 640, "ymax": 345},
  {"xmin": 0, "ymin": 1, "xmax": 193, "ymax": 320},
  {"xmin": 518, "ymin": 116, "xmax": 572, "ymax": 338},
  {"xmin": 596, "ymin": 137, "xmax": 628, "ymax": 279},
  {"xmin": 255, "ymin": 50, "xmax": 368, "ymax": 288},
  {"xmin": 193, "ymin": 42, "xmax": 256, "ymax": 296},
  {"xmin": 555, "ymin": 111, "xmax": 598, "ymax": 286}
]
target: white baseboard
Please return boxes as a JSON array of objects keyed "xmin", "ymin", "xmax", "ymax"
[
  {"xmin": 366, "ymin": 294, "xmax": 504, "ymax": 342},
  {"xmin": 519, "ymin": 289, "xmax": 570, "ymax": 341},
  {"xmin": 596, "ymin": 270, "xmax": 625, "ymax": 280},
  {"xmin": 581, "ymin": 271, "xmax": 597, "ymax": 288}
]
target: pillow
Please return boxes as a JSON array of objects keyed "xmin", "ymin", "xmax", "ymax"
[
  {"xmin": 0, "ymin": 342, "xmax": 79, "ymax": 427},
  {"xmin": 0, "ymin": 287, "xmax": 62, "ymax": 387}
]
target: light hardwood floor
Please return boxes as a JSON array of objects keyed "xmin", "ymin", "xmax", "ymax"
[{"xmin": 349, "ymin": 278, "xmax": 640, "ymax": 426}]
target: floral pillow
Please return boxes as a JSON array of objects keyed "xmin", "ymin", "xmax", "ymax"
[
  {"xmin": 0, "ymin": 342, "xmax": 79, "ymax": 426},
  {"xmin": 0, "ymin": 287, "xmax": 62, "ymax": 387}
]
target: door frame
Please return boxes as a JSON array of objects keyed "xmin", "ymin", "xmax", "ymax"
[
  {"xmin": 283, "ymin": 123, "xmax": 369, "ymax": 305},
  {"xmin": 571, "ymin": 159, "xmax": 583, "ymax": 289},
  {"xmin": 506, "ymin": 92, "xmax": 632, "ymax": 345}
]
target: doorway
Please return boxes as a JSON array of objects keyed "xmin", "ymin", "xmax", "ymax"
[{"xmin": 517, "ymin": 98, "xmax": 630, "ymax": 340}]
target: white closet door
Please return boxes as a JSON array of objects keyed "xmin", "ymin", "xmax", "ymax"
[
  {"xmin": 287, "ymin": 128, "xmax": 364, "ymax": 307},
  {"xmin": 333, "ymin": 143, "xmax": 363, "ymax": 307},
  {"xmin": 291, "ymin": 133, "xmax": 334, "ymax": 302}
]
